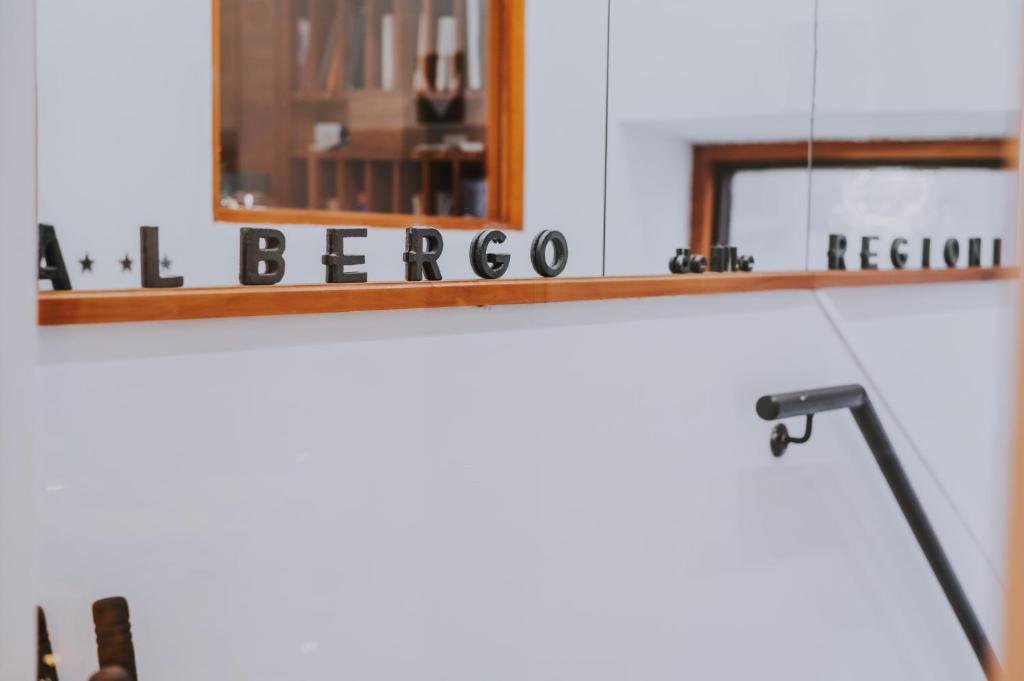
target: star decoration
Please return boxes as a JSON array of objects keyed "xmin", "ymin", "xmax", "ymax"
[
  {"xmin": 79, "ymin": 254, "xmax": 94, "ymax": 272},
  {"xmin": 160, "ymin": 255, "xmax": 172, "ymax": 271},
  {"xmin": 119, "ymin": 254, "xmax": 133, "ymax": 272}
]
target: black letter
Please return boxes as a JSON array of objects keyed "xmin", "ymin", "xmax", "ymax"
[
  {"xmin": 943, "ymin": 238, "xmax": 960, "ymax": 268},
  {"xmin": 404, "ymin": 227, "xmax": 443, "ymax": 281},
  {"xmin": 38, "ymin": 223, "xmax": 72, "ymax": 290},
  {"xmin": 890, "ymin": 238, "xmax": 909, "ymax": 269},
  {"xmin": 922, "ymin": 238, "xmax": 931, "ymax": 269},
  {"xmin": 140, "ymin": 226, "xmax": 183, "ymax": 288},
  {"xmin": 860, "ymin": 236, "xmax": 878, "ymax": 270},
  {"xmin": 968, "ymin": 237, "xmax": 982, "ymax": 267},
  {"xmin": 827, "ymin": 234, "xmax": 847, "ymax": 270},
  {"xmin": 530, "ymin": 230, "xmax": 569, "ymax": 278},
  {"xmin": 710, "ymin": 245, "xmax": 738, "ymax": 272},
  {"xmin": 994, "ymin": 238, "xmax": 1003, "ymax": 266},
  {"xmin": 470, "ymin": 230, "xmax": 510, "ymax": 279},
  {"xmin": 239, "ymin": 228, "xmax": 286, "ymax": 285},
  {"xmin": 669, "ymin": 248, "xmax": 690, "ymax": 274},
  {"xmin": 323, "ymin": 228, "xmax": 367, "ymax": 283}
]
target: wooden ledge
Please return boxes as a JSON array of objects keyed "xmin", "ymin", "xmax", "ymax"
[{"xmin": 38, "ymin": 266, "xmax": 1019, "ymax": 326}]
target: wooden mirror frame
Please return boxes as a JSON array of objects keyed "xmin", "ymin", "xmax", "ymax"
[{"xmin": 211, "ymin": 0, "xmax": 524, "ymax": 231}]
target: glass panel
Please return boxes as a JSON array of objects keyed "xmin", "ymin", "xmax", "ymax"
[
  {"xmin": 808, "ymin": 167, "xmax": 1016, "ymax": 269},
  {"xmin": 219, "ymin": 0, "xmax": 491, "ymax": 219},
  {"xmin": 806, "ymin": 1, "xmax": 1021, "ymax": 664},
  {"xmin": 36, "ymin": 0, "xmax": 611, "ymax": 293},
  {"xmin": 725, "ymin": 168, "xmax": 811, "ymax": 271},
  {"xmin": 808, "ymin": 0, "xmax": 1021, "ymax": 271},
  {"xmin": 603, "ymin": 0, "xmax": 816, "ymax": 275}
]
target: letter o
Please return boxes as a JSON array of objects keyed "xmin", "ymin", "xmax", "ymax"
[
  {"xmin": 944, "ymin": 238, "xmax": 960, "ymax": 268},
  {"xmin": 530, "ymin": 230, "xmax": 569, "ymax": 278}
]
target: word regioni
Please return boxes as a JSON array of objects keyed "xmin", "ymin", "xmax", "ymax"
[
  {"xmin": 828, "ymin": 234, "xmax": 1003, "ymax": 270},
  {"xmin": 37, "ymin": 224, "xmax": 570, "ymax": 290}
]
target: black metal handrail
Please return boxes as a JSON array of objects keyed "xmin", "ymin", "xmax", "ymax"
[{"xmin": 756, "ymin": 384, "xmax": 999, "ymax": 679}]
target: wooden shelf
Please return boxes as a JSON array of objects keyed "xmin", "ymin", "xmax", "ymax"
[
  {"xmin": 291, "ymin": 91, "xmax": 346, "ymax": 103},
  {"xmin": 38, "ymin": 267, "xmax": 1019, "ymax": 326},
  {"xmin": 214, "ymin": 205, "xmax": 502, "ymax": 229},
  {"xmin": 412, "ymin": 148, "xmax": 485, "ymax": 161}
]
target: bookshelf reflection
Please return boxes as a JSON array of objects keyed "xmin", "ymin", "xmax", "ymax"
[{"xmin": 218, "ymin": 0, "xmax": 490, "ymax": 220}]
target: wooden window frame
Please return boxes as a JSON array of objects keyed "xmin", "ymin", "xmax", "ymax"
[
  {"xmin": 689, "ymin": 138, "xmax": 1019, "ymax": 256},
  {"xmin": 211, "ymin": 0, "xmax": 524, "ymax": 231}
]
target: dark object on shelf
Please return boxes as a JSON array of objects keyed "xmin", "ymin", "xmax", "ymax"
[
  {"xmin": 404, "ymin": 228, "xmax": 444, "ymax": 281},
  {"xmin": 890, "ymin": 238, "xmax": 909, "ymax": 269},
  {"xmin": 944, "ymin": 238, "xmax": 960, "ymax": 267},
  {"xmin": 39, "ymin": 223, "xmax": 72, "ymax": 291},
  {"xmin": 710, "ymin": 245, "xmax": 738, "ymax": 272},
  {"xmin": 669, "ymin": 248, "xmax": 710, "ymax": 275},
  {"xmin": 669, "ymin": 248, "xmax": 689, "ymax": 274},
  {"xmin": 88, "ymin": 667, "xmax": 131, "ymax": 681},
  {"xmin": 239, "ymin": 228, "xmax": 286, "ymax": 286},
  {"xmin": 994, "ymin": 238, "xmax": 1003, "ymax": 266},
  {"xmin": 827, "ymin": 234, "xmax": 848, "ymax": 270},
  {"xmin": 922, "ymin": 238, "xmax": 932, "ymax": 269},
  {"xmin": 38, "ymin": 607, "xmax": 59, "ymax": 681},
  {"xmin": 93, "ymin": 597, "xmax": 138, "ymax": 681},
  {"xmin": 737, "ymin": 255, "xmax": 755, "ymax": 272},
  {"xmin": 220, "ymin": 171, "xmax": 271, "ymax": 199},
  {"xmin": 755, "ymin": 384, "xmax": 999, "ymax": 680},
  {"xmin": 968, "ymin": 237, "xmax": 982, "ymax": 267},
  {"xmin": 860, "ymin": 236, "xmax": 879, "ymax": 270},
  {"xmin": 470, "ymin": 230, "xmax": 510, "ymax": 279},
  {"xmin": 416, "ymin": 53, "xmax": 467, "ymax": 124},
  {"xmin": 140, "ymin": 227, "xmax": 183, "ymax": 289},
  {"xmin": 323, "ymin": 229, "xmax": 368, "ymax": 284},
  {"xmin": 417, "ymin": 90, "xmax": 466, "ymax": 125},
  {"xmin": 530, "ymin": 230, "xmax": 569, "ymax": 278}
]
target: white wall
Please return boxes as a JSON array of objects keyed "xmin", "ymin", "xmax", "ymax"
[
  {"xmin": 36, "ymin": 0, "xmax": 609, "ymax": 289},
  {"xmin": 27, "ymin": 1, "xmax": 1020, "ymax": 679},
  {"xmin": 603, "ymin": 0, "xmax": 816, "ymax": 276},
  {"xmin": 603, "ymin": 0, "xmax": 1021, "ymax": 276},
  {"xmin": 819, "ymin": 283, "xmax": 1017, "ymax": 635},
  {"xmin": 35, "ymin": 281, "xmax": 1011, "ymax": 681},
  {"xmin": 814, "ymin": 0, "xmax": 1021, "ymax": 139},
  {"xmin": 0, "ymin": 0, "xmax": 36, "ymax": 678}
]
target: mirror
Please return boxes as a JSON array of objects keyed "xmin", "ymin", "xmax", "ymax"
[
  {"xmin": 807, "ymin": 0, "xmax": 1020, "ymax": 272},
  {"xmin": 36, "ymin": 0, "xmax": 609, "ymax": 292},
  {"xmin": 603, "ymin": 0, "xmax": 816, "ymax": 275}
]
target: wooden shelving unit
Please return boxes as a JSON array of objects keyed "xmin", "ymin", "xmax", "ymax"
[{"xmin": 219, "ymin": 0, "xmax": 490, "ymax": 219}]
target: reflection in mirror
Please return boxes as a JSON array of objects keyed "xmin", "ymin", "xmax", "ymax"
[
  {"xmin": 603, "ymin": 0, "xmax": 815, "ymax": 275},
  {"xmin": 217, "ymin": 0, "xmax": 502, "ymax": 226},
  {"xmin": 806, "ymin": 0, "xmax": 1020, "ymax": 271},
  {"xmin": 716, "ymin": 140, "xmax": 1017, "ymax": 271}
]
